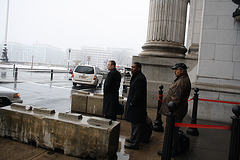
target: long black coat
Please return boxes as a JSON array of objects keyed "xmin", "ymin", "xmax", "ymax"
[
  {"xmin": 125, "ymin": 70, "xmax": 147, "ymax": 124},
  {"xmin": 102, "ymin": 68, "xmax": 121, "ymax": 116}
]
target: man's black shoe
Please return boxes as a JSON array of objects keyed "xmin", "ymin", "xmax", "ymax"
[
  {"xmin": 124, "ymin": 144, "xmax": 139, "ymax": 150},
  {"xmin": 157, "ymin": 150, "xmax": 162, "ymax": 156},
  {"xmin": 153, "ymin": 125, "xmax": 164, "ymax": 132},
  {"xmin": 157, "ymin": 150, "xmax": 175, "ymax": 158},
  {"xmin": 125, "ymin": 138, "xmax": 132, "ymax": 143}
]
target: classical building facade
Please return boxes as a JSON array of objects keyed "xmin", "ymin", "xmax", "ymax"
[
  {"xmin": 134, "ymin": 0, "xmax": 240, "ymax": 122},
  {"xmin": 67, "ymin": 47, "xmax": 137, "ymax": 69},
  {"xmin": 0, "ymin": 42, "xmax": 65, "ymax": 65}
]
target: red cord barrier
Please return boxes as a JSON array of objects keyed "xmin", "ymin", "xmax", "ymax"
[
  {"xmin": 198, "ymin": 98, "xmax": 240, "ymax": 105},
  {"xmin": 175, "ymin": 123, "xmax": 230, "ymax": 130},
  {"xmin": 188, "ymin": 97, "xmax": 193, "ymax": 102},
  {"xmin": 187, "ymin": 97, "xmax": 240, "ymax": 105},
  {"xmin": 158, "ymin": 94, "xmax": 163, "ymax": 102}
]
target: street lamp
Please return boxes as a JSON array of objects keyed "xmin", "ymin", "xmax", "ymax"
[
  {"xmin": 67, "ymin": 48, "xmax": 71, "ymax": 71},
  {"xmin": 1, "ymin": 0, "xmax": 10, "ymax": 62}
]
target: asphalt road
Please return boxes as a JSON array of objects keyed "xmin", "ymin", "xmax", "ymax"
[
  {"xmin": 0, "ymin": 68, "xmax": 107, "ymax": 112},
  {"xmin": 0, "ymin": 68, "xmax": 125, "ymax": 112}
]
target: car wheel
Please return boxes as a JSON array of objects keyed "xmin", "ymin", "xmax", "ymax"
[
  {"xmin": 94, "ymin": 80, "xmax": 98, "ymax": 88},
  {"xmin": 99, "ymin": 80, "xmax": 102, "ymax": 87},
  {"xmin": 0, "ymin": 97, "xmax": 12, "ymax": 107}
]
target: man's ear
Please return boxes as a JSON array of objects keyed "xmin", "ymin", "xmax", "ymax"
[{"xmin": 180, "ymin": 69, "xmax": 184, "ymax": 74}]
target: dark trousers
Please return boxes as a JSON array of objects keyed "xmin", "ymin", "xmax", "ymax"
[
  {"xmin": 171, "ymin": 119, "xmax": 183, "ymax": 156},
  {"xmin": 105, "ymin": 115, "xmax": 116, "ymax": 121},
  {"xmin": 129, "ymin": 123, "xmax": 143, "ymax": 146}
]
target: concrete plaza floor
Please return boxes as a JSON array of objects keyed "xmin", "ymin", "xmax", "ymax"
[{"xmin": 0, "ymin": 108, "xmax": 232, "ymax": 160}]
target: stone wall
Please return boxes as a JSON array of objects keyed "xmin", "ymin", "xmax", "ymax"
[{"xmin": 192, "ymin": 0, "xmax": 240, "ymax": 123}]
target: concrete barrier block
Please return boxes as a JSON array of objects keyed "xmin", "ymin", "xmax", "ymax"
[
  {"xmin": 87, "ymin": 117, "xmax": 112, "ymax": 126},
  {"xmin": 93, "ymin": 93, "xmax": 103, "ymax": 97},
  {"xmin": 0, "ymin": 106, "xmax": 120, "ymax": 159},
  {"xmin": 58, "ymin": 112, "xmax": 82, "ymax": 120},
  {"xmin": 87, "ymin": 95, "xmax": 103, "ymax": 116},
  {"xmin": 71, "ymin": 93, "xmax": 88, "ymax": 113},
  {"xmin": 10, "ymin": 103, "xmax": 30, "ymax": 111},
  {"xmin": 72, "ymin": 93, "xmax": 127, "ymax": 120},
  {"xmin": 33, "ymin": 107, "xmax": 55, "ymax": 115},
  {"xmin": 11, "ymin": 103, "xmax": 26, "ymax": 110},
  {"xmin": 77, "ymin": 90, "xmax": 90, "ymax": 95}
]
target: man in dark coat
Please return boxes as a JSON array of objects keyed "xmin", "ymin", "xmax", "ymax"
[
  {"xmin": 158, "ymin": 63, "xmax": 191, "ymax": 157},
  {"xmin": 102, "ymin": 60, "xmax": 121, "ymax": 121},
  {"xmin": 124, "ymin": 62, "xmax": 147, "ymax": 150}
]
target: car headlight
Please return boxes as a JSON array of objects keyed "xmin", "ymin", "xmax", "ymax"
[{"xmin": 13, "ymin": 93, "xmax": 20, "ymax": 98}]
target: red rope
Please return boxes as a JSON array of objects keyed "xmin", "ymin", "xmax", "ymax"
[
  {"xmin": 158, "ymin": 98, "xmax": 163, "ymax": 102},
  {"xmin": 175, "ymin": 123, "xmax": 230, "ymax": 130},
  {"xmin": 198, "ymin": 98, "xmax": 240, "ymax": 105},
  {"xmin": 158, "ymin": 94, "xmax": 163, "ymax": 102},
  {"xmin": 187, "ymin": 97, "xmax": 240, "ymax": 105},
  {"xmin": 188, "ymin": 97, "xmax": 193, "ymax": 102}
]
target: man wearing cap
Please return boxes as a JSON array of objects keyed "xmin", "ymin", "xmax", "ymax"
[{"xmin": 158, "ymin": 63, "xmax": 191, "ymax": 157}]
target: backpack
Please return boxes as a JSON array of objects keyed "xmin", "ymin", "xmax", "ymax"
[{"xmin": 177, "ymin": 130, "xmax": 190, "ymax": 154}]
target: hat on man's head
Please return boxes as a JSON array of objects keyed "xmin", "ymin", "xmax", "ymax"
[{"xmin": 172, "ymin": 63, "xmax": 188, "ymax": 70}]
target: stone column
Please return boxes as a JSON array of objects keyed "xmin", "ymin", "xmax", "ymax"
[
  {"xmin": 140, "ymin": 0, "xmax": 189, "ymax": 58},
  {"xmin": 133, "ymin": 0, "xmax": 197, "ymax": 109}
]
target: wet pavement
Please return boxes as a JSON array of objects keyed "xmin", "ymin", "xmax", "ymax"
[
  {"xmin": 0, "ymin": 108, "xmax": 232, "ymax": 160},
  {"xmin": 0, "ymin": 63, "xmax": 233, "ymax": 160}
]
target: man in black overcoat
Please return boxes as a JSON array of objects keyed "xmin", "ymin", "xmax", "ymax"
[
  {"xmin": 102, "ymin": 60, "xmax": 121, "ymax": 121},
  {"xmin": 124, "ymin": 62, "xmax": 147, "ymax": 150}
]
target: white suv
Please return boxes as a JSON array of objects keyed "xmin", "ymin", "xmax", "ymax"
[{"xmin": 72, "ymin": 65, "xmax": 103, "ymax": 87}]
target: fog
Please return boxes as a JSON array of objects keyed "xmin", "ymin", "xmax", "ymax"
[{"xmin": 0, "ymin": 0, "xmax": 149, "ymax": 51}]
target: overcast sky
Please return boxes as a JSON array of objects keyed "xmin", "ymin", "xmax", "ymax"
[{"xmin": 0, "ymin": 0, "xmax": 149, "ymax": 52}]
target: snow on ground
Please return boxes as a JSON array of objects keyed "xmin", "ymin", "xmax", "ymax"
[{"xmin": 0, "ymin": 63, "xmax": 67, "ymax": 71}]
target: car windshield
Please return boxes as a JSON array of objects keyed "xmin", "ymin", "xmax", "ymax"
[{"xmin": 75, "ymin": 66, "xmax": 94, "ymax": 74}]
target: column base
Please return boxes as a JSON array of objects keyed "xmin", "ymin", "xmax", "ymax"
[
  {"xmin": 186, "ymin": 43, "xmax": 199, "ymax": 60},
  {"xmin": 132, "ymin": 56, "xmax": 197, "ymax": 108},
  {"xmin": 140, "ymin": 42, "xmax": 187, "ymax": 58}
]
